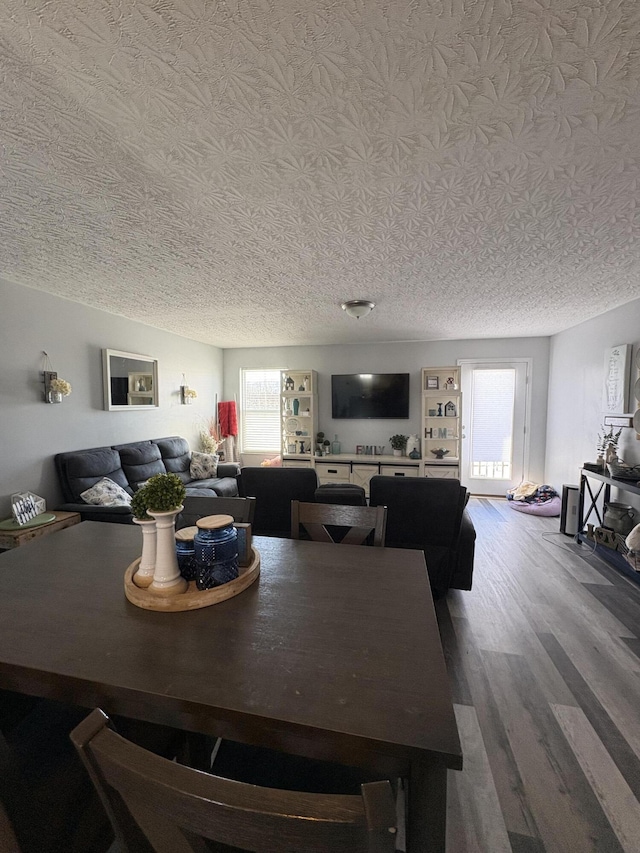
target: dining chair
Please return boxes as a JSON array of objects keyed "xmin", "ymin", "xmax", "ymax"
[
  {"xmin": 238, "ymin": 467, "xmax": 319, "ymax": 536},
  {"xmin": 176, "ymin": 495, "xmax": 256, "ymax": 529},
  {"xmin": 70, "ymin": 708, "xmax": 398, "ymax": 853},
  {"xmin": 291, "ymin": 500, "xmax": 387, "ymax": 546}
]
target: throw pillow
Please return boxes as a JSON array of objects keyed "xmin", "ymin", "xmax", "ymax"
[
  {"xmin": 190, "ymin": 451, "xmax": 219, "ymax": 480},
  {"xmin": 80, "ymin": 477, "xmax": 132, "ymax": 507}
]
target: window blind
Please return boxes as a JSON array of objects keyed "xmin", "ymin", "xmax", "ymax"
[{"xmin": 240, "ymin": 369, "xmax": 281, "ymax": 453}]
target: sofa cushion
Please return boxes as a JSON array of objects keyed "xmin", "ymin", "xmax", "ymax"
[
  {"xmin": 190, "ymin": 451, "xmax": 219, "ymax": 480},
  {"xmin": 154, "ymin": 436, "xmax": 192, "ymax": 485},
  {"xmin": 56, "ymin": 447, "xmax": 132, "ymax": 502},
  {"xmin": 80, "ymin": 477, "xmax": 132, "ymax": 507},
  {"xmin": 114, "ymin": 441, "xmax": 167, "ymax": 491}
]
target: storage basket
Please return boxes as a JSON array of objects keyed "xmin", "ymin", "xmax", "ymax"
[
  {"xmin": 607, "ymin": 459, "xmax": 640, "ymax": 480},
  {"xmin": 615, "ymin": 533, "xmax": 640, "ymax": 572}
]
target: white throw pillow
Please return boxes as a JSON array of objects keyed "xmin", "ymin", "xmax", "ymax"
[
  {"xmin": 190, "ymin": 451, "xmax": 219, "ymax": 480},
  {"xmin": 80, "ymin": 477, "xmax": 132, "ymax": 507}
]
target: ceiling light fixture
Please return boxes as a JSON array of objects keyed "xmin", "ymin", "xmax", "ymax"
[{"xmin": 341, "ymin": 300, "xmax": 375, "ymax": 320}]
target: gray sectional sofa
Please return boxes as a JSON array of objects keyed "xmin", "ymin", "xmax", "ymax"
[{"xmin": 55, "ymin": 436, "xmax": 240, "ymax": 523}]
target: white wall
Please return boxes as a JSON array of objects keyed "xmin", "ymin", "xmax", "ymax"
[
  {"xmin": 546, "ymin": 298, "xmax": 640, "ymax": 496},
  {"xmin": 224, "ymin": 337, "xmax": 551, "ymax": 485},
  {"xmin": 0, "ymin": 279, "xmax": 223, "ymax": 516}
]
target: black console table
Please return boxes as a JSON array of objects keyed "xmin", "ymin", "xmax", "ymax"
[{"xmin": 578, "ymin": 468, "xmax": 640, "ymax": 582}]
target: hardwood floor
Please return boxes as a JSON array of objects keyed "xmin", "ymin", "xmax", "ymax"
[{"xmin": 438, "ymin": 497, "xmax": 640, "ymax": 853}]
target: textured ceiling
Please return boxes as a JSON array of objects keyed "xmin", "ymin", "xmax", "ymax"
[{"xmin": 1, "ymin": 0, "xmax": 640, "ymax": 348}]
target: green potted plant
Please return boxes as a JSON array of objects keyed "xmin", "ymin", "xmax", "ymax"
[
  {"xmin": 138, "ymin": 473, "xmax": 187, "ymax": 595},
  {"xmin": 316, "ymin": 432, "xmax": 325, "ymax": 454},
  {"xmin": 389, "ymin": 434, "xmax": 408, "ymax": 457}
]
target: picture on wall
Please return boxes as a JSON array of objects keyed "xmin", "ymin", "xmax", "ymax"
[{"xmin": 602, "ymin": 344, "xmax": 631, "ymax": 414}]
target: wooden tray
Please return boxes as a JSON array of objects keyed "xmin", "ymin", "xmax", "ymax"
[{"xmin": 124, "ymin": 548, "xmax": 260, "ymax": 612}]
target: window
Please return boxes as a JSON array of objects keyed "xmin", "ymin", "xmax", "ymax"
[
  {"xmin": 469, "ymin": 368, "xmax": 515, "ymax": 479},
  {"xmin": 240, "ymin": 369, "xmax": 281, "ymax": 453}
]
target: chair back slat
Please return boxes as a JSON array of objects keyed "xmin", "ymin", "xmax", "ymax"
[
  {"xmin": 70, "ymin": 709, "xmax": 397, "ymax": 853},
  {"xmin": 291, "ymin": 502, "xmax": 387, "ymax": 547}
]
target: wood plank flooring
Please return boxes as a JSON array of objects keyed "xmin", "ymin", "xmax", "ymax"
[{"xmin": 438, "ymin": 497, "xmax": 640, "ymax": 853}]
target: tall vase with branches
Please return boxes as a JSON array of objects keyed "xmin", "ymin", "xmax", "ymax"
[{"xmin": 199, "ymin": 416, "xmax": 225, "ymax": 455}]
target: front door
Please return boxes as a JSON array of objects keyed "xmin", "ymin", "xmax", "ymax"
[{"xmin": 459, "ymin": 359, "xmax": 530, "ymax": 496}]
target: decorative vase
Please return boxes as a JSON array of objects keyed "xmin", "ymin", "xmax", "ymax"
[
  {"xmin": 292, "ymin": 398, "xmax": 299, "ymax": 415},
  {"xmin": 148, "ymin": 507, "xmax": 187, "ymax": 595},
  {"xmin": 132, "ymin": 518, "xmax": 157, "ymax": 588},
  {"xmin": 47, "ymin": 390, "xmax": 63, "ymax": 404},
  {"xmin": 393, "ymin": 449, "xmax": 402, "ymax": 457}
]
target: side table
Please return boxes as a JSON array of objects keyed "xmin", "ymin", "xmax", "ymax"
[{"xmin": 0, "ymin": 511, "xmax": 81, "ymax": 551}]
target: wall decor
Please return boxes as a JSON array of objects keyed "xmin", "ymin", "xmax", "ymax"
[
  {"xmin": 102, "ymin": 349, "xmax": 159, "ymax": 411},
  {"xmin": 426, "ymin": 376, "xmax": 439, "ymax": 390},
  {"xmin": 602, "ymin": 344, "xmax": 631, "ymax": 414}
]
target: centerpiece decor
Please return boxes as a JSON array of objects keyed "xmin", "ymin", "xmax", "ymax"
[
  {"xmin": 389, "ymin": 434, "xmax": 408, "ymax": 457},
  {"xmin": 141, "ymin": 473, "xmax": 187, "ymax": 596}
]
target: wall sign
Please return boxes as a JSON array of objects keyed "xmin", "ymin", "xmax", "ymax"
[{"xmin": 603, "ymin": 344, "xmax": 631, "ymax": 414}]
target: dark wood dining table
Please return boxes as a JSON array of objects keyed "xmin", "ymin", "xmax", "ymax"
[{"xmin": 0, "ymin": 521, "xmax": 461, "ymax": 852}]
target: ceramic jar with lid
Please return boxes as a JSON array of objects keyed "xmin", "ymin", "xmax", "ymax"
[{"xmin": 194, "ymin": 514, "xmax": 239, "ymax": 590}]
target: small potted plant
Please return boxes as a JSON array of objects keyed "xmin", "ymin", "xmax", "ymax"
[
  {"xmin": 140, "ymin": 473, "xmax": 187, "ymax": 595},
  {"xmin": 48, "ymin": 377, "xmax": 72, "ymax": 404},
  {"xmin": 130, "ymin": 488, "xmax": 156, "ymax": 588},
  {"xmin": 322, "ymin": 438, "xmax": 331, "ymax": 455},
  {"xmin": 389, "ymin": 434, "xmax": 408, "ymax": 457}
]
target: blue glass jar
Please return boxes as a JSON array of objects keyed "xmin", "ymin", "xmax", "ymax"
[
  {"xmin": 175, "ymin": 526, "xmax": 198, "ymax": 581},
  {"xmin": 194, "ymin": 514, "xmax": 239, "ymax": 590}
]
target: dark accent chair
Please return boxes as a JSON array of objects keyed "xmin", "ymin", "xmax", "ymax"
[
  {"xmin": 369, "ymin": 476, "xmax": 475, "ymax": 595},
  {"xmin": 177, "ymin": 495, "xmax": 256, "ymax": 529},
  {"xmin": 71, "ymin": 709, "xmax": 398, "ymax": 853},
  {"xmin": 314, "ymin": 483, "xmax": 367, "ymax": 506},
  {"xmin": 238, "ymin": 467, "xmax": 319, "ymax": 537}
]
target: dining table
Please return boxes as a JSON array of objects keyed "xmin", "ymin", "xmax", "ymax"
[{"xmin": 0, "ymin": 521, "xmax": 461, "ymax": 852}]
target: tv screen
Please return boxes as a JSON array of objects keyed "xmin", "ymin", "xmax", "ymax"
[{"xmin": 331, "ymin": 373, "xmax": 410, "ymax": 419}]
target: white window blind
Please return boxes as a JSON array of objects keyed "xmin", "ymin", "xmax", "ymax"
[
  {"xmin": 469, "ymin": 369, "xmax": 515, "ymax": 479},
  {"xmin": 240, "ymin": 369, "xmax": 281, "ymax": 453}
]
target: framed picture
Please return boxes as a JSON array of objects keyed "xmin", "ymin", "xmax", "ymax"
[
  {"xmin": 426, "ymin": 376, "xmax": 439, "ymax": 390},
  {"xmin": 602, "ymin": 344, "xmax": 631, "ymax": 414}
]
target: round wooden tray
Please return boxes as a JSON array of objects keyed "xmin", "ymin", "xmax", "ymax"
[{"xmin": 124, "ymin": 548, "xmax": 260, "ymax": 612}]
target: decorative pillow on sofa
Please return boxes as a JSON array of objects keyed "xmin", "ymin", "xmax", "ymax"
[
  {"xmin": 80, "ymin": 477, "xmax": 132, "ymax": 507},
  {"xmin": 190, "ymin": 452, "xmax": 219, "ymax": 480}
]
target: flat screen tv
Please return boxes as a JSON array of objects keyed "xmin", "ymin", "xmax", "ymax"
[{"xmin": 331, "ymin": 373, "xmax": 410, "ymax": 419}]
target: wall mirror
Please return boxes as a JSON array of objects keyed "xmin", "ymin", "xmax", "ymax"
[{"xmin": 102, "ymin": 349, "xmax": 159, "ymax": 411}]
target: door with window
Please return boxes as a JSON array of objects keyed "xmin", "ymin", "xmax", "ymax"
[{"xmin": 459, "ymin": 359, "xmax": 530, "ymax": 496}]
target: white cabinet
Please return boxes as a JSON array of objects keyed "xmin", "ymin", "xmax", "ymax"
[
  {"xmin": 281, "ymin": 370, "xmax": 318, "ymax": 462},
  {"xmin": 421, "ymin": 367, "xmax": 462, "ymax": 479}
]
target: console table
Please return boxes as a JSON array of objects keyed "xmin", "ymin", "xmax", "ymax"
[{"xmin": 578, "ymin": 468, "xmax": 640, "ymax": 580}]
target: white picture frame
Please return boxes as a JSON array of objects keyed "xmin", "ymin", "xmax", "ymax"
[{"xmin": 602, "ymin": 344, "xmax": 631, "ymax": 414}]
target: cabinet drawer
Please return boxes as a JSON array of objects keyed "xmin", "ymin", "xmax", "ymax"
[
  {"xmin": 379, "ymin": 465, "xmax": 419, "ymax": 478},
  {"xmin": 315, "ymin": 462, "xmax": 351, "ymax": 484},
  {"xmin": 283, "ymin": 459, "xmax": 312, "ymax": 469},
  {"xmin": 424, "ymin": 465, "xmax": 459, "ymax": 479}
]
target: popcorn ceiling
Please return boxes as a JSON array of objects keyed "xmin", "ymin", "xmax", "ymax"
[{"xmin": 0, "ymin": 0, "xmax": 639, "ymax": 347}]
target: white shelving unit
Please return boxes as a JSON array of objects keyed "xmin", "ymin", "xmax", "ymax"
[
  {"xmin": 421, "ymin": 366, "xmax": 462, "ymax": 479},
  {"xmin": 280, "ymin": 370, "xmax": 318, "ymax": 463}
]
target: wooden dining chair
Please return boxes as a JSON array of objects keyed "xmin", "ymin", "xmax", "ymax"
[
  {"xmin": 291, "ymin": 501, "xmax": 387, "ymax": 546},
  {"xmin": 71, "ymin": 708, "xmax": 398, "ymax": 853},
  {"xmin": 176, "ymin": 495, "xmax": 256, "ymax": 529}
]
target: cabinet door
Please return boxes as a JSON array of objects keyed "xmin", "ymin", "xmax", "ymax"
[
  {"xmin": 351, "ymin": 464, "xmax": 379, "ymax": 497},
  {"xmin": 282, "ymin": 460, "xmax": 312, "ymax": 469}
]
